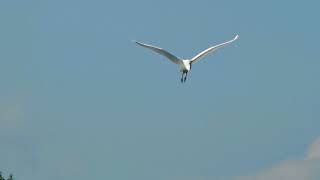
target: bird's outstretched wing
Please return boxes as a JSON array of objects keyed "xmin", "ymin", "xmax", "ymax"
[
  {"xmin": 191, "ymin": 35, "xmax": 239, "ymax": 64},
  {"xmin": 134, "ymin": 41, "xmax": 182, "ymax": 64}
]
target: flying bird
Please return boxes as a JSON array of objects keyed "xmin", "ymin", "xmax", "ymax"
[{"xmin": 134, "ymin": 35, "xmax": 239, "ymax": 83}]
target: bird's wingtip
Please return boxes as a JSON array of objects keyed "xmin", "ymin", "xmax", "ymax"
[
  {"xmin": 234, "ymin": 34, "xmax": 239, "ymax": 40},
  {"xmin": 132, "ymin": 40, "xmax": 143, "ymax": 45}
]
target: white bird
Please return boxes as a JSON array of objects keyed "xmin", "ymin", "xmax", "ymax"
[{"xmin": 134, "ymin": 35, "xmax": 239, "ymax": 83}]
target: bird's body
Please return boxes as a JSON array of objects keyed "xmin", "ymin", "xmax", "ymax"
[
  {"xmin": 181, "ymin": 60, "xmax": 191, "ymax": 72},
  {"xmin": 134, "ymin": 35, "xmax": 239, "ymax": 83}
]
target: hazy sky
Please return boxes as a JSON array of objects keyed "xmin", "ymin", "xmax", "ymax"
[{"xmin": 0, "ymin": 0, "xmax": 320, "ymax": 180}]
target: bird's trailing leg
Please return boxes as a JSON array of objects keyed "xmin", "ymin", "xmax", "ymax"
[
  {"xmin": 181, "ymin": 72, "xmax": 185, "ymax": 83},
  {"xmin": 184, "ymin": 72, "xmax": 188, "ymax": 82}
]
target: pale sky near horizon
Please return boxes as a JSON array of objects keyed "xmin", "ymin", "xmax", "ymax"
[{"xmin": 0, "ymin": 0, "xmax": 320, "ymax": 180}]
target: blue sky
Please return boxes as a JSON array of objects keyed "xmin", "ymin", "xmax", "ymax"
[{"xmin": 0, "ymin": 0, "xmax": 320, "ymax": 179}]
